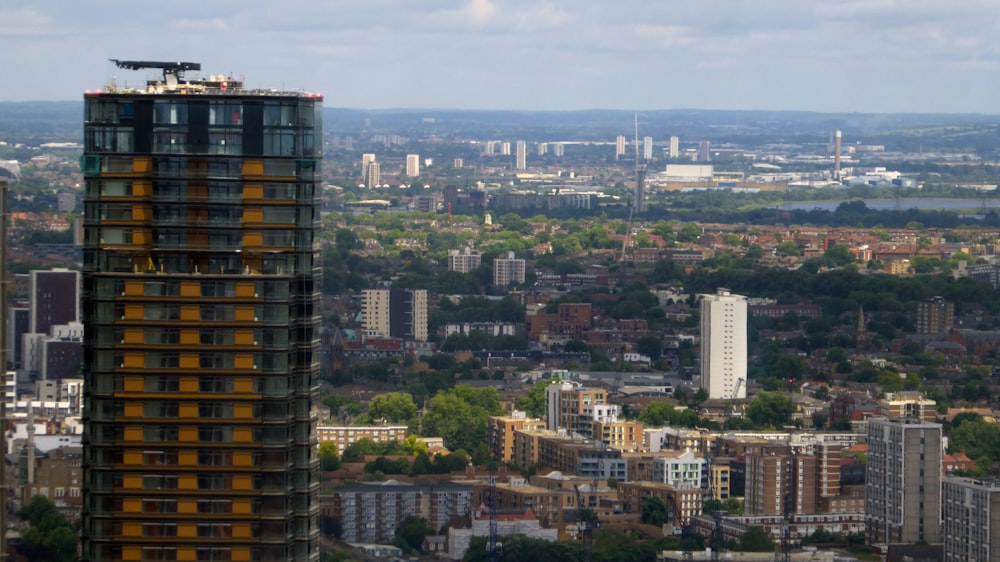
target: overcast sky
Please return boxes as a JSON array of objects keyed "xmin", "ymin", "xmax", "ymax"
[{"xmin": 4, "ymin": 0, "xmax": 1000, "ymax": 114}]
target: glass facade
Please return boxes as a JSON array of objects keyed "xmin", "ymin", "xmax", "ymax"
[{"xmin": 81, "ymin": 87, "xmax": 322, "ymax": 562}]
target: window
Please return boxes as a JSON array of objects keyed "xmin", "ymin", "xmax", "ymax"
[
  {"xmin": 197, "ymin": 474, "xmax": 231, "ymax": 491},
  {"xmin": 198, "ymin": 403, "xmax": 232, "ymax": 418},
  {"xmin": 142, "ymin": 498, "xmax": 178, "ymax": 513},
  {"xmin": 144, "ymin": 402, "xmax": 179, "ymax": 418},
  {"xmin": 197, "ymin": 499, "xmax": 232, "ymax": 514},
  {"xmin": 198, "ymin": 450, "xmax": 233, "ymax": 466},
  {"xmin": 145, "ymin": 305, "xmax": 181, "ymax": 321},
  {"xmin": 142, "ymin": 475, "xmax": 178, "ymax": 490},
  {"xmin": 199, "ymin": 376, "xmax": 232, "ymax": 393},
  {"xmin": 144, "ymin": 426, "xmax": 179, "ymax": 442},
  {"xmin": 198, "ymin": 426, "xmax": 233, "ymax": 442},
  {"xmin": 142, "ymin": 547, "xmax": 177, "ymax": 561},
  {"xmin": 196, "ymin": 547, "xmax": 231, "ymax": 562},
  {"xmin": 201, "ymin": 305, "xmax": 236, "ymax": 321},
  {"xmin": 143, "ymin": 523, "xmax": 178, "ymax": 537},
  {"xmin": 196, "ymin": 524, "xmax": 232, "ymax": 538},
  {"xmin": 147, "ymin": 376, "xmax": 180, "ymax": 392}
]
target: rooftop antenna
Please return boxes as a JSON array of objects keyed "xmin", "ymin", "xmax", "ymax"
[{"xmin": 109, "ymin": 59, "xmax": 201, "ymax": 85}]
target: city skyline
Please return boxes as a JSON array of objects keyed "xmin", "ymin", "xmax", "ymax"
[{"xmin": 3, "ymin": 1, "xmax": 1000, "ymax": 114}]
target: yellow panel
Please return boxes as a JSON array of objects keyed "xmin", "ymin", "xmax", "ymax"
[
  {"xmin": 133, "ymin": 180, "xmax": 152, "ymax": 197},
  {"xmin": 123, "ymin": 545, "xmax": 142, "ymax": 562},
  {"xmin": 132, "ymin": 205, "xmax": 151, "ymax": 221},
  {"xmin": 234, "ymin": 354, "xmax": 254, "ymax": 370},
  {"xmin": 179, "ymin": 353, "xmax": 199, "ymax": 369},
  {"xmin": 180, "ymin": 329, "xmax": 199, "ymax": 345},
  {"xmin": 233, "ymin": 499, "xmax": 252, "ymax": 514},
  {"xmin": 236, "ymin": 305, "xmax": 256, "ymax": 322},
  {"xmin": 179, "ymin": 403, "xmax": 198, "ymax": 418},
  {"xmin": 234, "ymin": 378, "xmax": 254, "ymax": 393},
  {"xmin": 123, "ymin": 450, "xmax": 143, "ymax": 465},
  {"xmin": 236, "ymin": 282, "xmax": 256, "ymax": 298},
  {"xmin": 232, "ymin": 546, "xmax": 251, "ymax": 562},
  {"xmin": 133, "ymin": 229, "xmax": 150, "ymax": 245},
  {"xmin": 180, "ymin": 281, "xmax": 200, "ymax": 298},
  {"xmin": 243, "ymin": 257, "xmax": 263, "ymax": 274},
  {"xmin": 133, "ymin": 157, "xmax": 152, "ymax": 173},
  {"xmin": 123, "ymin": 497, "xmax": 142, "ymax": 513},
  {"xmin": 179, "ymin": 427, "xmax": 198, "ymax": 442},
  {"xmin": 178, "ymin": 499, "xmax": 197, "ymax": 514},
  {"xmin": 243, "ymin": 208, "xmax": 263, "ymax": 224},
  {"xmin": 242, "ymin": 160, "xmax": 264, "ymax": 176},
  {"xmin": 124, "ymin": 427, "xmax": 143, "ymax": 441},
  {"xmin": 123, "ymin": 403, "xmax": 143, "ymax": 418},
  {"xmin": 123, "ymin": 328, "xmax": 144, "ymax": 344},
  {"xmin": 233, "ymin": 451, "xmax": 253, "ymax": 467},
  {"xmin": 177, "ymin": 524, "xmax": 196, "ymax": 538},
  {"xmin": 122, "ymin": 521, "xmax": 141, "ymax": 537},
  {"xmin": 124, "ymin": 304, "xmax": 144, "ymax": 320},
  {"xmin": 123, "ymin": 352, "xmax": 144, "ymax": 368},
  {"xmin": 124, "ymin": 280, "xmax": 144, "ymax": 296},
  {"xmin": 123, "ymin": 474, "xmax": 142, "ymax": 489},
  {"xmin": 178, "ymin": 474, "xmax": 197, "ymax": 490},
  {"xmin": 179, "ymin": 451, "xmax": 198, "ymax": 466},
  {"xmin": 233, "ymin": 524, "xmax": 252, "ymax": 540},
  {"xmin": 233, "ymin": 427, "xmax": 253, "ymax": 442},
  {"xmin": 179, "ymin": 377, "xmax": 198, "ymax": 392},
  {"xmin": 178, "ymin": 548, "xmax": 197, "ymax": 562},
  {"xmin": 244, "ymin": 183, "xmax": 264, "ymax": 199},
  {"xmin": 233, "ymin": 403, "xmax": 253, "ymax": 419},
  {"xmin": 232, "ymin": 474, "xmax": 251, "ymax": 490},
  {"xmin": 242, "ymin": 231, "xmax": 263, "ymax": 248},
  {"xmin": 234, "ymin": 329, "xmax": 255, "ymax": 345},
  {"xmin": 123, "ymin": 376, "xmax": 144, "ymax": 392},
  {"xmin": 180, "ymin": 305, "xmax": 200, "ymax": 321}
]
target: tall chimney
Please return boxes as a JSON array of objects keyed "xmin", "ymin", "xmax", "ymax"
[{"xmin": 834, "ymin": 130, "xmax": 842, "ymax": 180}]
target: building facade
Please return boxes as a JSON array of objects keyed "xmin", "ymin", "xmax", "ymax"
[
  {"xmin": 447, "ymin": 247, "xmax": 481, "ymax": 273},
  {"xmin": 699, "ymin": 289, "xmax": 747, "ymax": 400},
  {"xmin": 80, "ymin": 63, "xmax": 322, "ymax": 562},
  {"xmin": 865, "ymin": 417, "xmax": 943, "ymax": 546},
  {"xmin": 942, "ymin": 477, "xmax": 1000, "ymax": 562},
  {"xmin": 493, "ymin": 251, "xmax": 526, "ymax": 286},
  {"xmin": 362, "ymin": 288, "xmax": 428, "ymax": 342},
  {"xmin": 917, "ymin": 296, "xmax": 954, "ymax": 335},
  {"xmin": 406, "ymin": 154, "xmax": 420, "ymax": 177}
]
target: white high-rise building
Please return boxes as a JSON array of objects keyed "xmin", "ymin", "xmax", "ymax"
[
  {"xmin": 515, "ymin": 141, "xmax": 526, "ymax": 170},
  {"xmin": 405, "ymin": 154, "xmax": 420, "ymax": 177},
  {"xmin": 361, "ymin": 153, "xmax": 376, "ymax": 177},
  {"xmin": 669, "ymin": 136, "xmax": 680, "ymax": 158},
  {"xmin": 615, "ymin": 135, "xmax": 626, "ymax": 159},
  {"xmin": 501, "ymin": 142, "xmax": 511, "ymax": 156},
  {"xmin": 362, "ymin": 289, "xmax": 428, "ymax": 342},
  {"xmin": 699, "ymin": 289, "xmax": 747, "ymax": 400},
  {"xmin": 866, "ymin": 417, "xmax": 942, "ymax": 546},
  {"xmin": 553, "ymin": 143, "xmax": 564, "ymax": 157},
  {"xmin": 537, "ymin": 143, "xmax": 547, "ymax": 156},
  {"xmin": 643, "ymin": 136, "xmax": 653, "ymax": 160},
  {"xmin": 493, "ymin": 251, "xmax": 526, "ymax": 287},
  {"xmin": 364, "ymin": 161, "xmax": 380, "ymax": 189},
  {"xmin": 943, "ymin": 477, "xmax": 1000, "ymax": 562},
  {"xmin": 448, "ymin": 247, "xmax": 482, "ymax": 273}
]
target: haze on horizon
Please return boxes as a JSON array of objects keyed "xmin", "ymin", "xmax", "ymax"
[{"xmin": 3, "ymin": 0, "xmax": 1000, "ymax": 115}]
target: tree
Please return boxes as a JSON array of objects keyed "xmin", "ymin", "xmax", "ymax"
[
  {"xmin": 636, "ymin": 335, "xmax": 663, "ymax": 361},
  {"xmin": 318, "ymin": 442, "xmax": 342, "ymax": 471},
  {"xmin": 17, "ymin": 495, "xmax": 78, "ymax": 562},
  {"xmin": 776, "ymin": 239, "xmax": 801, "ymax": 257},
  {"xmin": 516, "ymin": 378, "xmax": 560, "ymax": 418},
  {"xmin": 641, "ymin": 496, "xmax": 669, "ymax": 526},
  {"xmin": 368, "ymin": 392, "xmax": 418, "ymax": 423},
  {"xmin": 744, "ymin": 392, "xmax": 794, "ymax": 428},
  {"xmin": 421, "ymin": 385, "xmax": 502, "ymax": 452},
  {"xmin": 394, "ymin": 515, "xmax": 435, "ymax": 554},
  {"xmin": 734, "ymin": 526, "xmax": 775, "ymax": 552}
]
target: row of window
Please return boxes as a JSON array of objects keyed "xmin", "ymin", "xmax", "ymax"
[
  {"xmin": 93, "ymin": 279, "xmax": 295, "ymax": 299},
  {"xmin": 80, "ymin": 155, "xmax": 318, "ymax": 181},
  {"xmin": 87, "ymin": 179, "xmax": 313, "ymax": 201}
]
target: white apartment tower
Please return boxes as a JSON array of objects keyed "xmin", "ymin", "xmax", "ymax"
[
  {"xmin": 361, "ymin": 153, "xmax": 376, "ymax": 178},
  {"xmin": 515, "ymin": 141, "xmax": 526, "ymax": 170},
  {"xmin": 643, "ymin": 136, "xmax": 653, "ymax": 160},
  {"xmin": 615, "ymin": 135, "xmax": 626, "ymax": 159},
  {"xmin": 493, "ymin": 251, "xmax": 526, "ymax": 287},
  {"xmin": 866, "ymin": 417, "xmax": 943, "ymax": 547},
  {"xmin": 364, "ymin": 161, "xmax": 380, "ymax": 189},
  {"xmin": 448, "ymin": 247, "xmax": 482, "ymax": 273},
  {"xmin": 699, "ymin": 289, "xmax": 747, "ymax": 400},
  {"xmin": 553, "ymin": 143, "xmax": 564, "ymax": 157},
  {"xmin": 405, "ymin": 154, "xmax": 420, "ymax": 177},
  {"xmin": 669, "ymin": 136, "xmax": 680, "ymax": 158},
  {"xmin": 362, "ymin": 289, "xmax": 428, "ymax": 341},
  {"xmin": 942, "ymin": 477, "xmax": 1000, "ymax": 562}
]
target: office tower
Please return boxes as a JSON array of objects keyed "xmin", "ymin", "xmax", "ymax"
[
  {"xmin": 745, "ymin": 451, "xmax": 816, "ymax": 516},
  {"xmin": 453, "ymin": 158, "xmax": 463, "ymax": 168},
  {"xmin": 942, "ymin": 477, "xmax": 1000, "ymax": 562},
  {"xmin": 699, "ymin": 289, "xmax": 747, "ymax": 400},
  {"xmin": 515, "ymin": 140, "xmax": 526, "ymax": 170},
  {"xmin": 537, "ymin": 143, "xmax": 547, "ymax": 156},
  {"xmin": 615, "ymin": 135, "xmax": 626, "ymax": 159},
  {"xmin": 553, "ymin": 143, "xmax": 564, "ymax": 157},
  {"xmin": 361, "ymin": 153, "xmax": 375, "ymax": 177},
  {"xmin": 866, "ymin": 417, "xmax": 943, "ymax": 546},
  {"xmin": 81, "ymin": 61, "xmax": 321, "ymax": 562},
  {"xmin": 405, "ymin": 154, "xmax": 420, "ymax": 177},
  {"xmin": 447, "ymin": 247, "xmax": 481, "ymax": 273},
  {"xmin": 917, "ymin": 296, "xmax": 954, "ymax": 335},
  {"xmin": 363, "ymin": 161, "xmax": 380, "ymax": 189},
  {"xmin": 698, "ymin": 140, "xmax": 711, "ymax": 162},
  {"xmin": 643, "ymin": 136, "xmax": 653, "ymax": 160},
  {"xmin": 669, "ymin": 136, "xmax": 679, "ymax": 158},
  {"xmin": 493, "ymin": 251, "xmax": 525, "ymax": 287},
  {"xmin": 361, "ymin": 289, "xmax": 428, "ymax": 342},
  {"xmin": 29, "ymin": 268, "xmax": 79, "ymax": 335},
  {"xmin": 501, "ymin": 142, "xmax": 511, "ymax": 156}
]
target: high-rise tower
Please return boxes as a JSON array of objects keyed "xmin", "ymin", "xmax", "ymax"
[
  {"xmin": 699, "ymin": 288, "xmax": 747, "ymax": 400},
  {"xmin": 80, "ymin": 60, "xmax": 322, "ymax": 562}
]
